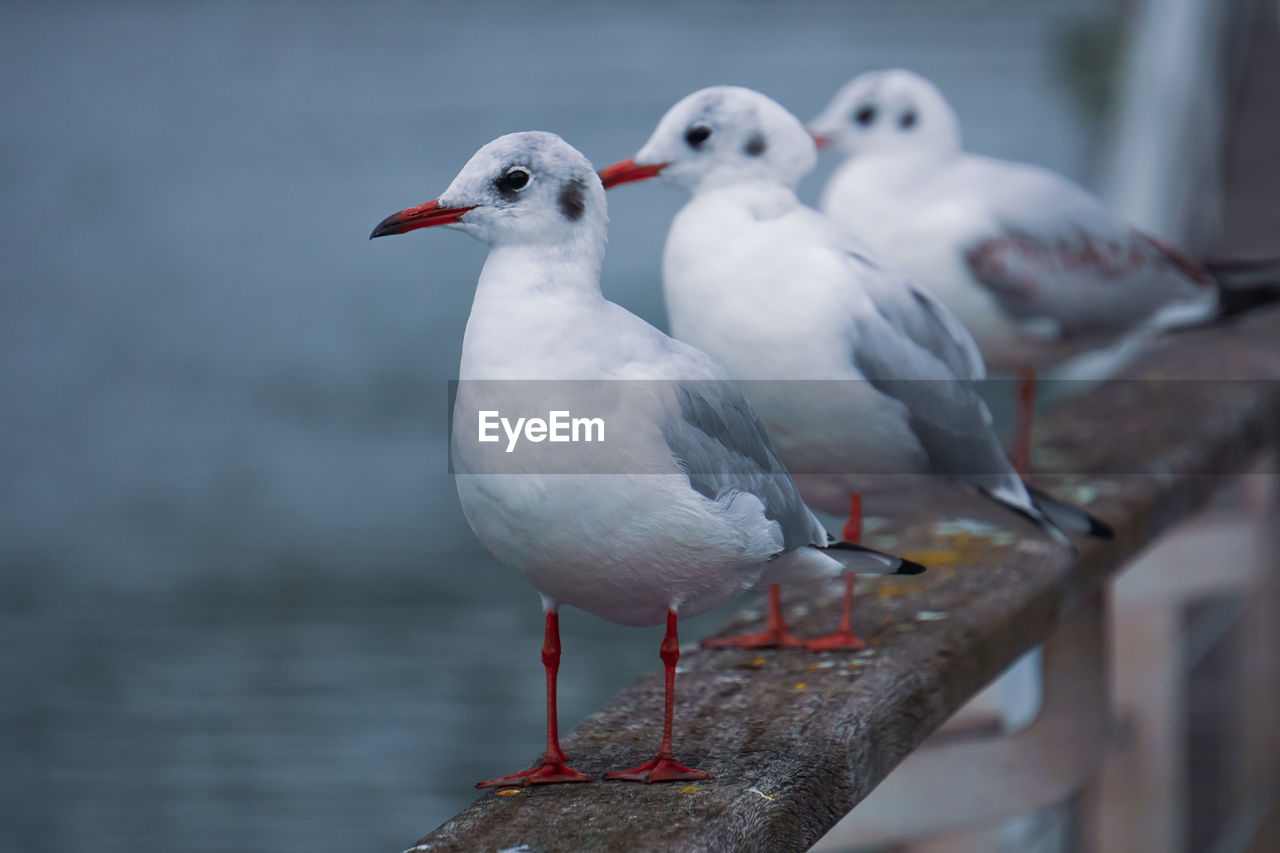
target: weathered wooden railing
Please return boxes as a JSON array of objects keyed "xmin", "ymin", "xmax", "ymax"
[{"xmin": 408, "ymin": 307, "xmax": 1280, "ymax": 853}]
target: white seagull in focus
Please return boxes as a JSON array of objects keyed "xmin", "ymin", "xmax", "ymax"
[
  {"xmin": 808, "ymin": 69, "xmax": 1231, "ymax": 473},
  {"xmin": 600, "ymin": 86, "xmax": 1110, "ymax": 652},
  {"xmin": 370, "ymin": 131, "xmax": 922, "ymax": 786}
]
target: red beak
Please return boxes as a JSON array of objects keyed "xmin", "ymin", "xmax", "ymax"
[
  {"xmin": 369, "ymin": 200, "xmax": 477, "ymax": 239},
  {"xmin": 810, "ymin": 133, "xmax": 830, "ymax": 150},
  {"xmin": 597, "ymin": 158, "xmax": 669, "ymax": 190}
]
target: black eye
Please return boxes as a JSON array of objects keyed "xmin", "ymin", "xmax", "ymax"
[
  {"xmin": 494, "ymin": 167, "xmax": 530, "ymax": 199},
  {"xmin": 684, "ymin": 123, "xmax": 712, "ymax": 149},
  {"xmin": 853, "ymin": 105, "xmax": 877, "ymax": 126},
  {"xmin": 899, "ymin": 111, "xmax": 918, "ymax": 129}
]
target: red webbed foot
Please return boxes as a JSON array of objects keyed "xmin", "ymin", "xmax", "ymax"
[
  {"xmin": 700, "ymin": 584, "xmax": 800, "ymax": 649},
  {"xmin": 604, "ymin": 753, "xmax": 712, "ymax": 783},
  {"xmin": 805, "ymin": 629, "xmax": 867, "ymax": 652},
  {"xmin": 700, "ymin": 626, "xmax": 802, "ymax": 650},
  {"xmin": 475, "ymin": 756, "xmax": 591, "ymax": 789}
]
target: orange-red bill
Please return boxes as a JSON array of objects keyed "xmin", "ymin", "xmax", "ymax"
[
  {"xmin": 810, "ymin": 133, "xmax": 830, "ymax": 149},
  {"xmin": 369, "ymin": 200, "xmax": 477, "ymax": 239},
  {"xmin": 597, "ymin": 158, "xmax": 669, "ymax": 190}
]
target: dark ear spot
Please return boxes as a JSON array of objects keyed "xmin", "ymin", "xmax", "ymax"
[
  {"xmin": 899, "ymin": 110, "xmax": 918, "ymax": 130},
  {"xmin": 743, "ymin": 133, "xmax": 766, "ymax": 156},
  {"xmin": 557, "ymin": 179, "xmax": 585, "ymax": 221}
]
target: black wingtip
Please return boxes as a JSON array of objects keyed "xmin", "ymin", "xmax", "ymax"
[
  {"xmin": 827, "ymin": 540, "xmax": 928, "ymax": 575},
  {"xmin": 1202, "ymin": 254, "xmax": 1280, "ymax": 282},
  {"xmin": 1215, "ymin": 282, "xmax": 1280, "ymax": 319},
  {"xmin": 1087, "ymin": 515, "xmax": 1115, "ymax": 540},
  {"xmin": 895, "ymin": 556, "xmax": 927, "ymax": 575},
  {"xmin": 1021, "ymin": 484, "xmax": 1114, "ymax": 542}
]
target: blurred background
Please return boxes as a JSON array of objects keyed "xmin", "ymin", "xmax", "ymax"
[{"xmin": 0, "ymin": 1, "xmax": 1265, "ymax": 851}]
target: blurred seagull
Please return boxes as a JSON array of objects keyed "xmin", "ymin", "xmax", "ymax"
[
  {"xmin": 600, "ymin": 86, "xmax": 1110, "ymax": 651},
  {"xmin": 370, "ymin": 131, "xmax": 922, "ymax": 786},
  {"xmin": 808, "ymin": 69, "xmax": 1273, "ymax": 472}
]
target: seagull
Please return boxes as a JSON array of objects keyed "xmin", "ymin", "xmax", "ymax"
[
  {"xmin": 600, "ymin": 86, "xmax": 1110, "ymax": 651},
  {"xmin": 370, "ymin": 131, "xmax": 922, "ymax": 786},
  {"xmin": 807, "ymin": 68, "xmax": 1224, "ymax": 473}
]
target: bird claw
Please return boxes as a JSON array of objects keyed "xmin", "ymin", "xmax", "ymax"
[
  {"xmin": 475, "ymin": 758, "xmax": 592, "ymax": 789},
  {"xmin": 700, "ymin": 627, "xmax": 803, "ymax": 650},
  {"xmin": 805, "ymin": 629, "xmax": 867, "ymax": 652},
  {"xmin": 604, "ymin": 755, "xmax": 712, "ymax": 783}
]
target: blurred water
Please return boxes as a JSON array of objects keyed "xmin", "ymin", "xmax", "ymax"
[{"xmin": 0, "ymin": 1, "xmax": 1117, "ymax": 850}]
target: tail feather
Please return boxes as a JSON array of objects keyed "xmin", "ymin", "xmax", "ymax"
[
  {"xmin": 819, "ymin": 540, "xmax": 927, "ymax": 576},
  {"xmin": 976, "ymin": 484, "xmax": 1112, "ymax": 547},
  {"xmin": 1202, "ymin": 255, "xmax": 1280, "ymax": 286},
  {"xmin": 1146, "ymin": 240, "xmax": 1280, "ymax": 324},
  {"xmin": 978, "ymin": 486, "xmax": 1071, "ymax": 547},
  {"xmin": 1200, "ymin": 255, "xmax": 1280, "ymax": 319},
  {"xmin": 1024, "ymin": 485, "xmax": 1114, "ymax": 540},
  {"xmin": 1215, "ymin": 282, "xmax": 1280, "ymax": 319}
]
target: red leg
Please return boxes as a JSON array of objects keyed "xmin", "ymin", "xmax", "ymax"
[
  {"xmin": 476, "ymin": 610, "xmax": 591, "ymax": 788},
  {"xmin": 840, "ymin": 493, "xmax": 863, "ymax": 544},
  {"xmin": 606, "ymin": 610, "xmax": 712, "ymax": 783},
  {"xmin": 806, "ymin": 494, "xmax": 867, "ymax": 652},
  {"xmin": 700, "ymin": 583, "xmax": 802, "ymax": 649},
  {"xmin": 1011, "ymin": 369, "xmax": 1037, "ymax": 477}
]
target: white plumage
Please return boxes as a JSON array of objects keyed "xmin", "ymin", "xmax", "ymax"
[
  {"xmin": 809, "ymin": 69, "xmax": 1218, "ymax": 374},
  {"xmin": 371, "ymin": 130, "xmax": 916, "ymax": 784},
  {"xmin": 601, "ymin": 87, "xmax": 1105, "ymax": 653},
  {"xmin": 603, "ymin": 87, "xmax": 1061, "ymax": 530}
]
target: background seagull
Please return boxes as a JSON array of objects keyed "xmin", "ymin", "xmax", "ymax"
[
  {"xmin": 808, "ymin": 68, "xmax": 1276, "ymax": 472},
  {"xmin": 371, "ymin": 131, "xmax": 921, "ymax": 786},
  {"xmin": 600, "ymin": 86, "xmax": 1109, "ymax": 651}
]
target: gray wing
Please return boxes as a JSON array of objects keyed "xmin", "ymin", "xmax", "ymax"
[
  {"xmin": 964, "ymin": 229, "xmax": 1215, "ymax": 339},
  {"xmin": 956, "ymin": 159, "xmax": 1215, "ymax": 339},
  {"xmin": 849, "ymin": 253, "xmax": 986, "ymax": 381},
  {"xmin": 845, "ymin": 268, "xmax": 1024, "ymax": 500},
  {"xmin": 662, "ymin": 379, "xmax": 827, "ymax": 551}
]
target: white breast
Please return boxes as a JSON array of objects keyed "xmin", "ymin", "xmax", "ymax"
[
  {"xmin": 453, "ymin": 273, "xmax": 789, "ymax": 627},
  {"xmin": 660, "ymin": 186, "xmax": 931, "ymax": 505}
]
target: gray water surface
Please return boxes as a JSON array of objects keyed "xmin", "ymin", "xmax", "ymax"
[{"xmin": 1, "ymin": 1, "xmax": 1117, "ymax": 849}]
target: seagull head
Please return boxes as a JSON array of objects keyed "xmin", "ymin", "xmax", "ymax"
[
  {"xmin": 807, "ymin": 69, "xmax": 962, "ymax": 161},
  {"xmin": 599, "ymin": 86, "xmax": 816, "ymax": 195},
  {"xmin": 371, "ymin": 131, "xmax": 607, "ymax": 252}
]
